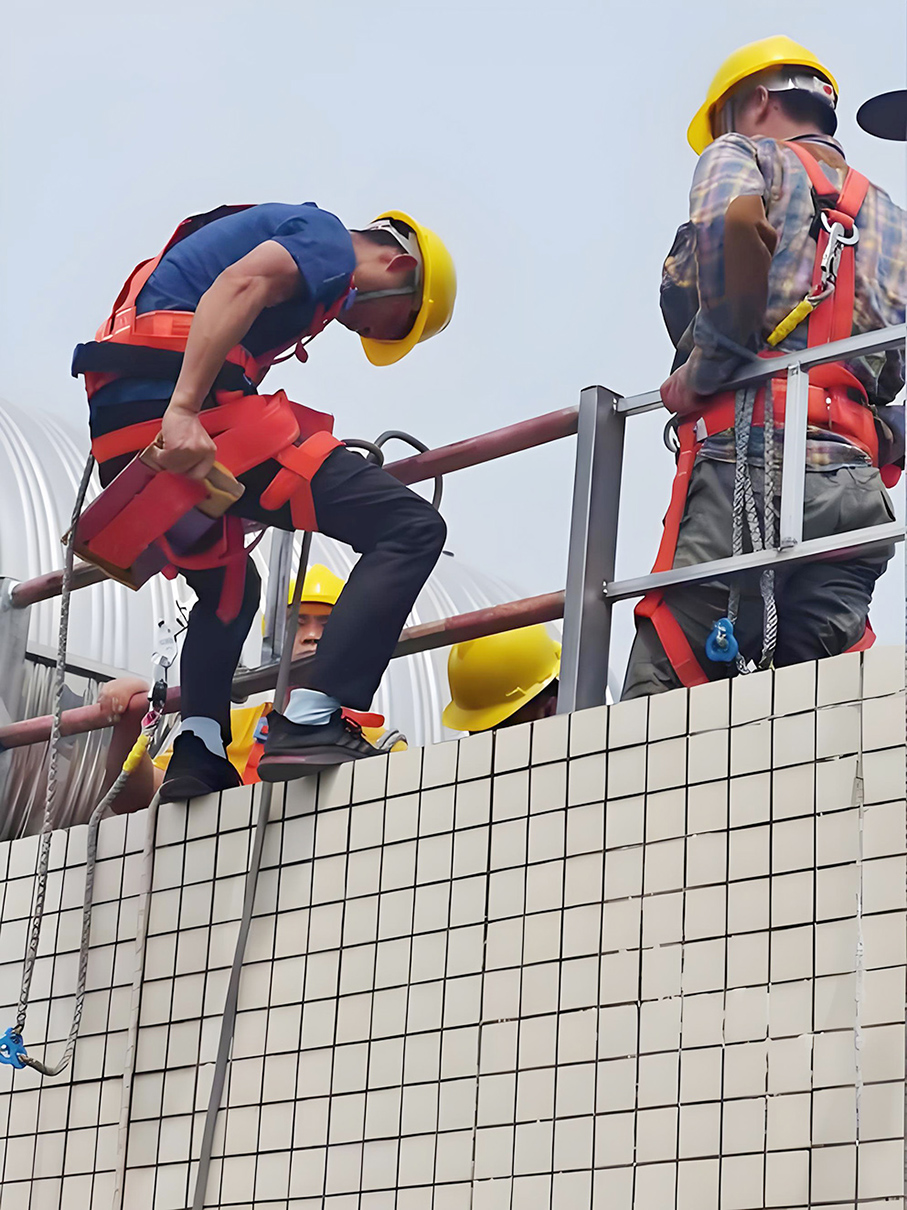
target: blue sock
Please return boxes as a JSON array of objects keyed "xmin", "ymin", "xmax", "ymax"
[
  {"xmin": 180, "ymin": 716, "xmax": 227, "ymax": 759},
  {"xmin": 285, "ymin": 688, "xmax": 341, "ymax": 726}
]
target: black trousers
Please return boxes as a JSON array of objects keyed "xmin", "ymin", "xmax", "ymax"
[
  {"xmin": 621, "ymin": 458, "xmax": 895, "ymax": 700},
  {"xmin": 99, "ymin": 438, "xmax": 446, "ymax": 744}
]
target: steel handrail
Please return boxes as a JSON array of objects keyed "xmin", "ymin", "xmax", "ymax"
[
  {"xmin": 9, "ymin": 407, "xmax": 579, "ymax": 610},
  {"xmin": 0, "ymin": 591, "xmax": 567, "ymax": 750},
  {"xmin": 617, "ymin": 324, "xmax": 907, "ymax": 415},
  {"xmin": 2, "ymin": 324, "xmax": 903, "ymax": 746}
]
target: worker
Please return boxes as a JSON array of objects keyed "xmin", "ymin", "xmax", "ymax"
[
  {"xmin": 857, "ymin": 89, "xmax": 907, "ymax": 141},
  {"xmin": 622, "ymin": 35, "xmax": 906, "ymax": 699},
  {"xmin": 441, "ymin": 626, "xmax": 561, "ymax": 733},
  {"xmin": 73, "ymin": 203, "xmax": 455, "ymax": 789},
  {"xmin": 100, "ymin": 564, "xmax": 407, "ymax": 809}
]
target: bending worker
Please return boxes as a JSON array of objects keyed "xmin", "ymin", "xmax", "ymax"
[
  {"xmin": 622, "ymin": 35, "xmax": 906, "ymax": 699},
  {"xmin": 100, "ymin": 564, "xmax": 407, "ymax": 809},
  {"xmin": 442, "ymin": 626, "xmax": 561, "ymax": 733},
  {"xmin": 73, "ymin": 202, "xmax": 454, "ymax": 792}
]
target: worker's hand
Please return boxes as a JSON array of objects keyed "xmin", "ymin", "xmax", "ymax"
[
  {"xmin": 98, "ymin": 677, "xmax": 149, "ymax": 721},
  {"xmin": 660, "ymin": 361, "xmax": 705, "ymax": 416},
  {"xmin": 158, "ymin": 405, "xmax": 218, "ymax": 480}
]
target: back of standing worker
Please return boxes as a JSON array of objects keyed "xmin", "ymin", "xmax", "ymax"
[{"xmin": 623, "ymin": 35, "xmax": 906, "ymax": 699}]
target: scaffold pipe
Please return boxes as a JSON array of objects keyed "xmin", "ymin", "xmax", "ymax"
[{"xmin": 0, "ymin": 591, "xmax": 566, "ymax": 750}]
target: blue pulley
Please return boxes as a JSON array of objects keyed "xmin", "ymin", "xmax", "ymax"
[
  {"xmin": 0, "ymin": 1028, "xmax": 28, "ymax": 1069},
  {"xmin": 705, "ymin": 617, "xmax": 739, "ymax": 663}
]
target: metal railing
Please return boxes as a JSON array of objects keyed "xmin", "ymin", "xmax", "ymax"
[
  {"xmin": 557, "ymin": 324, "xmax": 906, "ymax": 711},
  {"xmin": 0, "ymin": 324, "xmax": 903, "ymax": 766}
]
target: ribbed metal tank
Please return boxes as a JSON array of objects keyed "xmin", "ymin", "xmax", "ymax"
[{"xmin": 0, "ymin": 397, "xmax": 545, "ymax": 836}]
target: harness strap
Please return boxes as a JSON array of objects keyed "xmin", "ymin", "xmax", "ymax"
[
  {"xmin": 259, "ymin": 429, "xmax": 344, "ymax": 531},
  {"xmin": 98, "ymin": 206, "xmax": 254, "ymax": 340},
  {"xmin": 91, "ymin": 391, "xmax": 299, "ymax": 465},
  {"xmin": 784, "ymin": 143, "xmax": 869, "ymax": 348}
]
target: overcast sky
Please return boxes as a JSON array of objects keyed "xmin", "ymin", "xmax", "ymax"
[{"xmin": 1, "ymin": 0, "xmax": 904, "ymax": 683}]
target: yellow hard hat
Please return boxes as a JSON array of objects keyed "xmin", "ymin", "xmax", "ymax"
[
  {"xmin": 289, "ymin": 563, "xmax": 346, "ymax": 608},
  {"xmin": 442, "ymin": 625, "xmax": 562, "ymax": 733},
  {"xmin": 688, "ymin": 35, "xmax": 839, "ymax": 155},
  {"xmin": 360, "ymin": 209, "xmax": 457, "ymax": 367}
]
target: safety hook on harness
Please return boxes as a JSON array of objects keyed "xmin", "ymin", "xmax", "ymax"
[
  {"xmin": 148, "ymin": 621, "xmax": 177, "ymax": 719},
  {"xmin": 818, "ymin": 211, "xmax": 859, "ymax": 289}
]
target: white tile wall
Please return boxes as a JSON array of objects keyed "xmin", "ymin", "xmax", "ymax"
[{"xmin": 0, "ymin": 650, "xmax": 903, "ymax": 1208}]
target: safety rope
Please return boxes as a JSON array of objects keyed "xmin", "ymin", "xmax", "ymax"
[
  {"xmin": 191, "ymin": 531, "xmax": 312, "ymax": 1210},
  {"xmin": 725, "ymin": 383, "xmax": 779, "ymax": 675},
  {"xmin": 113, "ymin": 786, "xmax": 163, "ymax": 1210},
  {"xmin": 0, "ymin": 453, "xmax": 171, "ymax": 1077},
  {"xmin": 759, "ymin": 380, "xmax": 779, "ymax": 670},
  {"xmin": 3, "ymin": 454, "xmax": 94, "ymax": 1073}
]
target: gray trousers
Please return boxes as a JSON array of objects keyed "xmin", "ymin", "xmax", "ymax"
[{"xmin": 621, "ymin": 459, "xmax": 896, "ymax": 700}]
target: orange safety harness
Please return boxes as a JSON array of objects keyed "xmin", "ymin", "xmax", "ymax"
[
  {"xmin": 74, "ymin": 206, "xmax": 352, "ymax": 620},
  {"xmin": 636, "ymin": 142, "xmax": 890, "ymax": 687}
]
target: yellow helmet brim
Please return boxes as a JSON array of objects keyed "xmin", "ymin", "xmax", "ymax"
[{"xmin": 442, "ymin": 669, "xmax": 558, "ymax": 733}]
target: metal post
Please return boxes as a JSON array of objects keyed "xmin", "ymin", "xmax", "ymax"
[
  {"xmin": 0, "ymin": 578, "xmax": 31, "ymax": 808},
  {"xmin": 779, "ymin": 362, "xmax": 809, "ymax": 548},
  {"xmin": 558, "ymin": 386, "xmax": 624, "ymax": 715},
  {"xmin": 260, "ymin": 530, "xmax": 295, "ymax": 664}
]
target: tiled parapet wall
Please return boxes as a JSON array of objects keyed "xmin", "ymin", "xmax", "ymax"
[{"xmin": 0, "ymin": 648, "xmax": 904, "ymax": 1210}]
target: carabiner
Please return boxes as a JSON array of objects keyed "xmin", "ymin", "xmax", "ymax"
[
  {"xmin": 0, "ymin": 1028, "xmax": 28, "ymax": 1069},
  {"xmin": 705, "ymin": 618, "xmax": 739, "ymax": 664}
]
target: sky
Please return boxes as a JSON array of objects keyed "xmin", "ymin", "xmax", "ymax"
[{"xmin": 1, "ymin": 0, "xmax": 904, "ymax": 687}]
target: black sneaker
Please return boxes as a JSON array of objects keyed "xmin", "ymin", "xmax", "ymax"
[
  {"xmin": 257, "ymin": 710, "xmax": 382, "ymax": 781},
  {"xmin": 159, "ymin": 732, "xmax": 242, "ymax": 802}
]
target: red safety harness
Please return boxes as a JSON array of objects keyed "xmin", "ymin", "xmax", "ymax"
[
  {"xmin": 636, "ymin": 143, "xmax": 888, "ymax": 687},
  {"xmin": 76, "ymin": 207, "xmax": 352, "ymax": 619}
]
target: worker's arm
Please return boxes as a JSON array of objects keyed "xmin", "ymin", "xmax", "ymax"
[
  {"xmin": 662, "ymin": 195, "xmax": 778, "ymax": 415},
  {"xmin": 97, "ymin": 678, "xmax": 161, "ymax": 814},
  {"xmin": 662, "ymin": 135, "xmax": 778, "ymax": 410},
  {"xmin": 722, "ymin": 193, "xmax": 778, "ymax": 347},
  {"xmin": 159, "ymin": 241, "xmax": 304, "ymax": 479}
]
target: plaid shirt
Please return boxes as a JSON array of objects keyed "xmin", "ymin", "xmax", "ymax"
[{"xmin": 663, "ymin": 134, "xmax": 907, "ymax": 468}]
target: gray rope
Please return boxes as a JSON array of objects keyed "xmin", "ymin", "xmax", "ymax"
[
  {"xmin": 12, "ymin": 452, "xmax": 163, "ymax": 1078},
  {"xmin": 757, "ymin": 380, "xmax": 779, "ymax": 670},
  {"xmin": 191, "ymin": 531, "xmax": 312, "ymax": 1210},
  {"xmin": 113, "ymin": 787, "xmax": 163, "ymax": 1210},
  {"xmin": 15, "ymin": 454, "xmax": 95, "ymax": 1047},
  {"xmin": 22, "ymin": 732, "xmax": 156, "ymax": 1077},
  {"xmin": 726, "ymin": 382, "xmax": 780, "ymax": 676}
]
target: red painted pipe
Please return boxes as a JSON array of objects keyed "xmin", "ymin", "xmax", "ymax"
[
  {"xmin": 0, "ymin": 592, "xmax": 566, "ymax": 750},
  {"xmin": 11, "ymin": 562, "xmax": 108, "ymax": 609},
  {"xmin": 384, "ymin": 407, "xmax": 578, "ymax": 486},
  {"xmin": 9, "ymin": 407, "xmax": 579, "ymax": 609}
]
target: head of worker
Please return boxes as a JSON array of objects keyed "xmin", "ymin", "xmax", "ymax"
[
  {"xmin": 688, "ymin": 35, "xmax": 839, "ymax": 155},
  {"xmin": 338, "ymin": 211, "xmax": 457, "ymax": 366},
  {"xmin": 442, "ymin": 626, "xmax": 562, "ymax": 735},
  {"xmin": 288, "ymin": 564, "xmax": 346, "ymax": 660}
]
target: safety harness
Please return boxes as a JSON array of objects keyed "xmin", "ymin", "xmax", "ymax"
[
  {"xmin": 636, "ymin": 142, "xmax": 890, "ymax": 688},
  {"xmin": 72, "ymin": 206, "xmax": 352, "ymax": 620}
]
